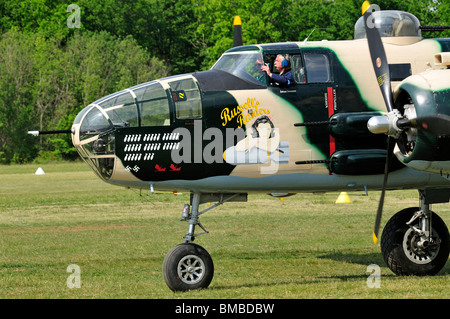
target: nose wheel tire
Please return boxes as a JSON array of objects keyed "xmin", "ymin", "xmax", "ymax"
[
  {"xmin": 381, "ymin": 208, "xmax": 450, "ymax": 276},
  {"xmin": 162, "ymin": 243, "xmax": 214, "ymax": 292}
]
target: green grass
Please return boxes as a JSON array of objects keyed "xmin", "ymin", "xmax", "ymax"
[{"xmin": 0, "ymin": 162, "xmax": 449, "ymax": 299}]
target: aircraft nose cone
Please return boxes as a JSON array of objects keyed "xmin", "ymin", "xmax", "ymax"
[{"xmin": 72, "ymin": 105, "xmax": 116, "ymax": 180}]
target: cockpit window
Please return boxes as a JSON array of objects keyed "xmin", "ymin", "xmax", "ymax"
[
  {"xmin": 304, "ymin": 53, "xmax": 332, "ymax": 83},
  {"xmin": 89, "ymin": 82, "xmax": 172, "ymax": 128},
  {"xmin": 291, "ymin": 55, "xmax": 306, "ymax": 84},
  {"xmin": 169, "ymin": 78, "xmax": 202, "ymax": 119},
  {"xmin": 100, "ymin": 91, "xmax": 139, "ymax": 127},
  {"xmin": 212, "ymin": 52, "xmax": 267, "ymax": 86},
  {"xmin": 134, "ymin": 83, "xmax": 171, "ymax": 126}
]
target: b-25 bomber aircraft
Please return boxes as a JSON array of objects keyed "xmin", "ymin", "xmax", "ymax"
[{"xmin": 30, "ymin": 2, "xmax": 450, "ymax": 291}]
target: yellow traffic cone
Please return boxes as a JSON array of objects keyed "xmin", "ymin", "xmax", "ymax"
[{"xmin": 336, "ymin": 192, "xmax": 352, "ymax": 204}]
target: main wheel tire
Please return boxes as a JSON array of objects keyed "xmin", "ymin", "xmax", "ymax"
[
  {"xmin": 381, "ymin": 207, "xmax": 450, "ymax": 276},
  {"xmin": 162, "ymin": 243, "xmax": 214, "ymax": 292}
]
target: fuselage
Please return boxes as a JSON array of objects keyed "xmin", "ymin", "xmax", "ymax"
[{"xmin": 71, "ymin": 14, "xmax": 450, "ymax": 194}]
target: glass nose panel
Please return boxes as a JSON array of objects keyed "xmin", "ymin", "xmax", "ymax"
[
  {"xmin": 80, "ymin": 106, "xmax": 113, "ymax": 140},
  {"xmin": 76, "ymin": 106, "xmax": 116, "ymax": 181},
  {"xmin": 100, "ymin": 91, "xmax": 138, "ymax": 128}
]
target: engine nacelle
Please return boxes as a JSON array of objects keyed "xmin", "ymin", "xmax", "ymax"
[{"xmin": 393, "ymin": 68, "xmax": 450, "ymax": 175}]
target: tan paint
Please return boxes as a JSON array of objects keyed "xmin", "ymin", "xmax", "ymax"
[
  {"xmin": 303, "ymin": 37, "xmax": 442, "ymax": 112},
  {"xmin": 227, "ymin": 90, "xmax": 328, "ymax": 177}
]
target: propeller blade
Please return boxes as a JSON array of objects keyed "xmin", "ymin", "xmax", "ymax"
[
  {"xmin": 362, "ymin": 2, "xmax": 396, "ymax": 245},
  {"xmin": 233, "ymin": 16, "xmax": 243, "ymax": 47},
  {"xmin": 373, "ymin": 137, "xmax": 395, "ymax": 244},
  {"xmin": 363, "ymin": 2, "xmax": 395, "ymax": 113},
  {"xmin": 397, "ymin": 114, "xmax": 450, "ymax": 137}
]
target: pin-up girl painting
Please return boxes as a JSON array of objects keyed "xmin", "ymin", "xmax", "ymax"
[{"xmin": 224, "ymin": 115, "xmax": 289, "ymax": 165}]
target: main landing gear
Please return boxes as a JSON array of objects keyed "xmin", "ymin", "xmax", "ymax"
[
  {"xmin": 162, "ymin": 192, "xmax": 247, "ymax": 292},
  {"xmin": 161, "ymin": 189, "xmax": 449, "ymax": 291},
  {"xmin": 380, "ymin": 189, "xmax": 450, "ymax": 276}
]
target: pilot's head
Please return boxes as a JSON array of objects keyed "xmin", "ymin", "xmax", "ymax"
[{"xmin": 275, "ymin": 54, "xmax": 290, "ymax": 71}]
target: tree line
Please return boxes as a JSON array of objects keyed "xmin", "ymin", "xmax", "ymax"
[{"xmin": 0, "ymin": 0, "xmax": 448, "ymax": 163}]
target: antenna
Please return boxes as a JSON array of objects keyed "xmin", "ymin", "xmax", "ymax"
[
  {"xmin": 302, "ymin": 29, "xmax": 316, "ymax": 45},
  {"xmin": 301, "ymin": 28, "xmax": 332, "ymax": 45}
]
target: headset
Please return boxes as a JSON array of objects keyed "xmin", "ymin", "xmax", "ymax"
[{"xmin": 280, "ymin": 54, "xmax": 290, "ymax": 68}]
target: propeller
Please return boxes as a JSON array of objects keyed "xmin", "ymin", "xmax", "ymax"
[
  {"xmin": 363, "ymin": 1, "xmax": 450, "ymax": 244},
  {"xmin": 373, "ymin": 136, "xmax": 394, "ymax": 244},
  {"xmin": 362, "ymin": 1, "xmax": 395, "ymax": 244},
  {"xmin": 233, "ymin": 16, "xmax": 243, "ymax": 47}
]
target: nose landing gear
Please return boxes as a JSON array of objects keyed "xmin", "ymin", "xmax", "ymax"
[
  {"xmin": 162, "ymin": 243, "xmax": 214, "ymax": 292},
  {"xmin": 162, "ymin": 192, "xmax": 247, "ymax": 291}
]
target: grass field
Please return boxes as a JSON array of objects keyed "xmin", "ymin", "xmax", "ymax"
[{"xmin": 0, "ymin": 162, "xmax": 449, "ymax": 299}]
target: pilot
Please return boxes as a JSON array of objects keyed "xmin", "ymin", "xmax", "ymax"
[{"xmin": 260, "ymin": 54, "xmax": 293, "ymax": 88}]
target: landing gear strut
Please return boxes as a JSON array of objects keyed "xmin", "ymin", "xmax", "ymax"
[
  {"xmin": 162, "ymin": 192, "xmax": 247, "ymax": 291},
  {"xmin": 381, "ymin": 190, "xmax": 450, "ymax": 276}
]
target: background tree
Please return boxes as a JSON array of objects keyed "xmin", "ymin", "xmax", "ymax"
[
  {"xmin": 0, "ymin": 30, "xmax": 37, "ymax": 163},
  {"xmin": 0, "ymin": 0, "xmax": 447, "ymax": 163}
]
